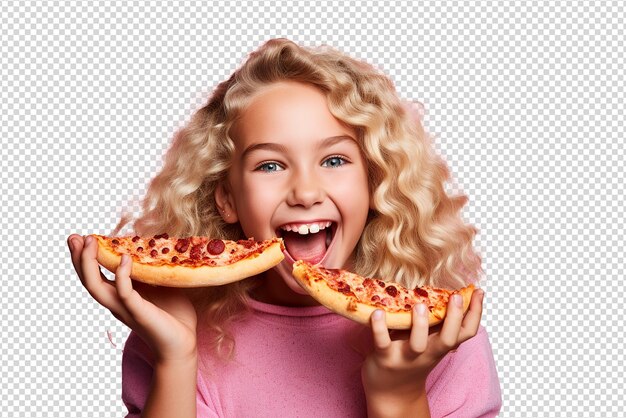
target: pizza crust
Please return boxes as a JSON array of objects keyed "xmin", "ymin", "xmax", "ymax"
[
  {"xmin": 292, "ymin": 261, "xmax": 475, "ymax": 329},
  {"xmin": 94, "ymin": 235, "xmax": 285, "ymax": 287}
]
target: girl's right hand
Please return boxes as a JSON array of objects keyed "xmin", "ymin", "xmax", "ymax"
[{"xmin": 67, "ymin": 234, "xmax": 198, "ymax": 364}]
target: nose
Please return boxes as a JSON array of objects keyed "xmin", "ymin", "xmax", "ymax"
[{"xmin": 286, "ymin": 170, "xmax": 325, "ymax": 208}]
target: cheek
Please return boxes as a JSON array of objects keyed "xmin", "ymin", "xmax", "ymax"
[
  {"xmin": 240, "ymin": 174, "xmax": 284, "ymax": 204},
  {"xmin": 339, "ymin": 173, "xmax": 370, "ymax": 215},
  {"xmin": 236, "ymin": 184, "xmax": 281, "ymax": 236}
]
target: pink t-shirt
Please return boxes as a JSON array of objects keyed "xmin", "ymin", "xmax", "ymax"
[{"xmin": 122, "ymin": 298, "xmax": 501, "ymax": 417}]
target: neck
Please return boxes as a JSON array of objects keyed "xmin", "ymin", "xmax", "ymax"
[{"xmin": 248, "ymin": 270, "xmax": 321, "ymax": 307}]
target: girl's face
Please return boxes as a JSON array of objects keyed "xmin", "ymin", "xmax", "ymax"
[{"xmin": 218, "ymin": 81, "xmax": 370, "ymax": 305}]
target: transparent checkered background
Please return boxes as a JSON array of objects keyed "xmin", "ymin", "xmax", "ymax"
[{"xmin": 2, "ymin": 1, "xmax": 624, "ymax": 416}]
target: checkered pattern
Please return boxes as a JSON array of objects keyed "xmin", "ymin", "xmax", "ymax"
[{"xmin": 2, "ymin": 0, "xmax": 625, "ymax": 416}]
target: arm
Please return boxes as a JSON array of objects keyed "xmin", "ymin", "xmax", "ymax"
[
  {"xmin": 142, "ymin": 354, "xmax": 198, "ymax": 418},
  {"xmin": 68, "ymin": 235, "xmax": 199, "ymax": 417},
  {"xmin": 365, "ymin": 382, "xmax": 430, "ymax": 418},
  {"xmin": 123, "ymin": 332, "xmax": 213, "ymax": 418}
]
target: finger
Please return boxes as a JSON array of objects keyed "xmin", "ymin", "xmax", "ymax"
[
  {"xmin": 114, "ymin": 255, "xmax": 170, "ymax": 333},
  {"xmin": 115, "ymin": 255, "xmax": 135, "ymax": 300},
  {"xmin": 114, "ymin": 255, "xmax": 152, "ymax": 315},
  {"xmin": 438, "ymin": 294, "xmax": 465, "ymax": 349},
  {"xmin": 408, "ymin": 303, "xmax": 429, "ymax": 354},
  {"xmin": 370, "ymin": 310, "xmax": 392, "ymax": 351},
  {"xmin": 80, "ymin": 235, "xmax": 126, "ymax": 310},
  {"xmin": 458, "ymin": 289, "xmax": 484, "ymax": 342},
  {"xmin": 68, "ymin": 235, "xmax": 116, "ymax": 287},
  {"xmin": 69, "ymin": 235, "xmax": 117, "ymax": 287},
  {"xmin": 67, "ymin": 234, "xmax": 85, "ymax": 279}
]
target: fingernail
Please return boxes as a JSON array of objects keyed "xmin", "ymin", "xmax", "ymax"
[
  {"xmin": 373, "ymin": 310, "xmax": 384, "ymax": 320},
  {"xmin": 453, "ymin": 294, "xmax": 463, "ymax": 307},
  {"xmin": 68, "ymin": 238, "xmax": 78, "ymax": 252},
  {"xmin": 84, "ymin": 235, "xmax": 93, "ymax": 246},
  {"xmin": 120, "ymin": 254, "xmax": 129, "ymax": 266},
  {"xmin": 415, "ymin": 303, "xmax": 427, "ymax": 316},
  {"xmin": 478, "ymin": 289, "xmax": 485, "ymax": 302}
]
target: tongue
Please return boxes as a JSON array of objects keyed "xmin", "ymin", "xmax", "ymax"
[{"xmin": 283, "ymin": 230, "xmax": 327, "ymax": 263}]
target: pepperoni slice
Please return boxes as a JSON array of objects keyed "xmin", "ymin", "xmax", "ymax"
[
  {"xmin": 207, "ymin": 239, "xmax": 225, "ymax": 255},
  {"xmin": 237, "ymin": 239, "xmax": 255, "ymax": 249},
  {"xmin": 385, "ymin": 286, "xmax": 399, "ymax": 297},
  {"xmin": 175, "ymin": 238, "xmax": 190, "ymax": 253},
  {"xmin": 189, "ymin": 245, "xmax": 203, "ymax": 260},
  {"xmin": 337, "ymin": 281, "xmax": 351, "ymax": 294},
  {"xmin": 414, "ymin": 287, "xmax": 429, "ymax": 298}
]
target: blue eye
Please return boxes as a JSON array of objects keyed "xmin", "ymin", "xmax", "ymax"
[
  {"xmin": 322, "ymin": 156, "xmax": 347, "ymax": 168},
  {"xmin": 255, "ymin": 162, "xmax": 283, "ymax": 172}
]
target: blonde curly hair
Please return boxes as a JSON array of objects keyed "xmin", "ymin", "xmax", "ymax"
[{"xmin": 114, "ymin": 38, "xmax": 482, "ymax": 356}]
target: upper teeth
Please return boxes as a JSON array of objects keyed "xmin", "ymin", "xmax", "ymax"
[{"xmin": 281, "ymin": 221, "xmax": 332, "ymax": 235}]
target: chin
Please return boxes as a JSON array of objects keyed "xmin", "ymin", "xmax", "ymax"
[{"xmin": 275, "ymin": 259, "xmax": 311, "ymax": 295}]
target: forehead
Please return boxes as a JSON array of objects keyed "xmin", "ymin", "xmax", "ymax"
[{"xmin": 230, "ymin": 81, "xmax": 355, "ymax": 148}]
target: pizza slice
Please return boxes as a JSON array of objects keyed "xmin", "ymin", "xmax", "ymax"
[
  {"xmin": 93, "ymin": 234, "xmax": 284, "ymax": 287},
  {"xmin": 292, "ymin": 260, "xmax": 475, "ymax": 329}
]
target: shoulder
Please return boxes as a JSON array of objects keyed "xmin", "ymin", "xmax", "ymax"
[{"xmin": 427, "ymin": 326, "xmax": 502, "ymax": 417}]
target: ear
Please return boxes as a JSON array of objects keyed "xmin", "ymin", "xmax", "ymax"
[{"xmin": 214, "ymin": 182, "xmax": 239, "ymax": 224}]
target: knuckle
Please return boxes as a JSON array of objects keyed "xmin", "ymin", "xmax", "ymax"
[
  {"xmin": 459, "ymin": 328, "xmax": 478, "ymax": 342},
  {"xmin": 375, "ymin": 342, "xmax": 391, "ymax": 352},
  {"xmin": 373, "ymin": 336, "xmax": 391, "ymax": 351},
  {"xmin": 410, "ymin": 342, "xmax": 427, "ymax": 354},
  {"xmin": 117, "ymin": 288, "xmax": 134, "ymax": 304},
  {"xmin": 439, "ymin": 337, "xmax": 457, "ymax": 350},
  {"xmin": 467, "ymin": 325, "xmax": 479, "ymax": 337},
  {"xmin": 374, "ymin": 357, "xmax": 396, "ymax": 371}
]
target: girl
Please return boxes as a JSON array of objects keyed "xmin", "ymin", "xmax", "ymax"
[{"xmin": 68, "ymin": 38, "xmax": 501, "ymax": 417}]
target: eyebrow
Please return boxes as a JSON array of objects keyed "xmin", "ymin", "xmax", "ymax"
[{"xmin": 240, "ymin": 135, "xmax": 356, "ymax": 161}]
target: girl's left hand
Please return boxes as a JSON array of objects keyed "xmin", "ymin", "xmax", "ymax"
[{"xmin": 361, "ymin": 289, "xmax": 485, "ymax": 401}]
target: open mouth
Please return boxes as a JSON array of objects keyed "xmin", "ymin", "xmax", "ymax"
[{"xmin": 276, "ymin": 221, "xmax": 337, "ymax": 265}]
